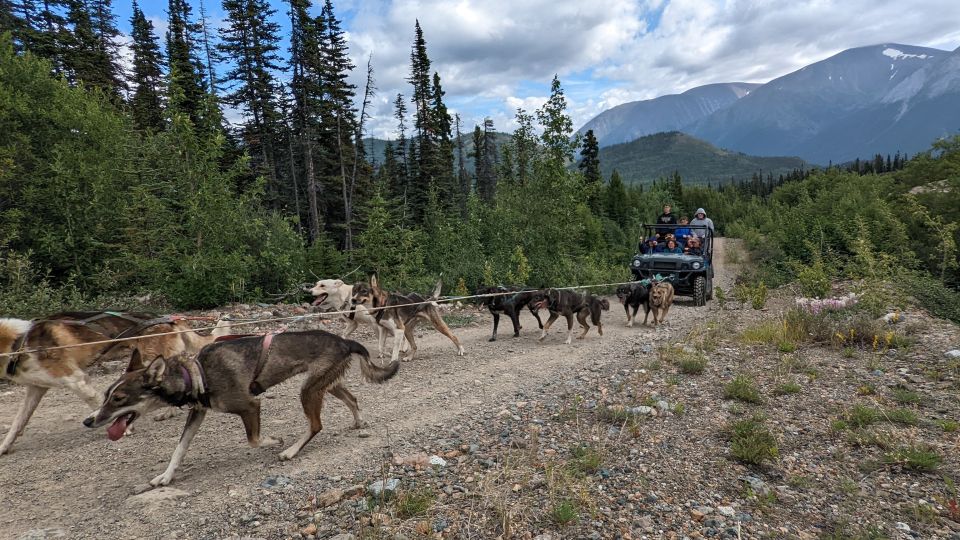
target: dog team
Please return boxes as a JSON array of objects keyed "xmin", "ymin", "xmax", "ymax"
[{"xmin": 0, "ymin": 274, "xmax": 675, "ymax": 487}]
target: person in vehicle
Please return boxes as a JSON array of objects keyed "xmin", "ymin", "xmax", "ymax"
[
  {"xmin": 641, "ymin": 237, "xmax": 661, "ymax": 254},
  {"xmin": 656, "ymin": 204, "xmax": 676, "ymax": 237},
  {"xmin": 685, "ymin": 236, "xmax": 703, "ymax": 256},
  {"xmin": 674, "ymin": 217, "xmax": 692, "ymax": 245},
  {"xmin": 690, "ymin": 208, "xmax": 714, "ymax": 238},
  {"xmin": 664, "ymin": 239, "xmax": 683, "ymax": 254}
]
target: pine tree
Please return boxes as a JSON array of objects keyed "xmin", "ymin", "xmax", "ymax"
[
  {"xmin": 406, "ymin": 20, "xmax": 434, "ymax": 217},
  {"xmin": 578, "ymin": 129, "xmax": 601, "ymax": 212},
  {"xmin": 196, "ymin": 0, "xmax": 218, "ymax": 92},
  {"xmin": 471, "ymin": 124, "xmax": 482, "ymax": 191},
  {"xmin": 11, "ymin": 0, "xmax": 68, "ymax": 69},
  {"xmin": 129, "ymin": 1, "xmax": 164, "ymax": 131},
  {"xmin": 63, "ymin": 0, "xmax": 124, "ymax": 98},
  {"xmin": 166, "ymin": 0, "xmax": 211, "ymax": 130},
  {"xmin": 536, "ymin": 75, "xmax": 577, "ymax": 164},
  {"xmin": 391, "ymin": 92, "xmax": 409, "ymax": 202},
  {"xmin": 287, "ymin": 0, "xmax": 323, "ymax": 241},
  {"xmin": 511, "ymin": 107, "xmax": 536, "ymax": 186},
  {"xmin": 429, "ymin": 71, "xmax": 455, "ymax": 200},
  {"xmin": 477, "ymin": 118, "xmax": 497, "ymax": 202},
  {"xmin": 604, "ymin": 170, "xmax": 628, "ymax": 223},
  {"xmin": 219, "ymin": 0, "xmax": 283, "ymax": 184},
  {"xmin": 317, "ymin": 0, "xmax": 356, "ymax": 245}
]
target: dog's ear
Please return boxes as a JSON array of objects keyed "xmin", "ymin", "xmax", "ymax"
[
  {"xmin": 370, "ymin": 274, "xmax": 379, "ymax": 289},
  {"xmin": 333, "ymin": 279, "xmax": 344, "ymax": 287},
  {"xmin": 126, "ymin": 349, "xmax": 145, "ymax": 373},
  {"xmin": 144, "ymin": 356, "xmax": 166, "ymax": 386}
]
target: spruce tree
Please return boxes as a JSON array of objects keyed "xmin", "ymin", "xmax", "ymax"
[
  {"xmin": 63, "ymin": 0, "xmax": 124, "ymax": 98},
  {"xmin": 429, "ymin": 71, "xmax": 455, "ymax": 199},
  {"xmin": 391, "ymin": 92, "xmax": 409, "ymax": 201},
  {"xmin": 511, "ymin": 107, "xmax": 536, "ymax": 186},
  {"xmin": 536, "ymin": 75, "xmax": 577, "ymax": 164},
  {"xmin": 578, "ymin": 129, "xmax": 601, "ymax": 212},
  {"xmin": 477, "ymin": 118, "xmax": 497, "ymax": 202},
  {"xmin": 129, "ymin": 1, "xmax": 164, "ymax": 131},
  {"xmin": 454, "ymin": 113, "xmax": 470, "ymax": 215},
  {"xmin": 604, "ymin": 170, "xmax": 628, "ymax": 223},
  {"xmin": 406, "ymin": 20, "xmax": 434, "ymax": 217},
  {"xmin": 166, "ymin": 0, "xmax": 211, "ymax": 130},
  {"xmin": 219, "ymin": 0, "xmax": 283, "ymax": 184}
]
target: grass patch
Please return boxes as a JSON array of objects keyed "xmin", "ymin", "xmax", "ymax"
[
  {"xmin": 891, "ymin": 387, "xmax": 922, "ymax": 405},
  {"xmin": 677, "ymin": 356, "xmax": 708, "ymax": 375},
  {"xmin": 596, "ymin": 406, "xmax": 640, "ymax": 426},
  {"xmin": 567, "ymin": 445, "xmax": 603, "ymax": 476},
  {"xmin": 821, "ymin": 521, "xmax": 886, "ymax": 540},
  {"xmin": 845, "ymin": 429, "xmax": 894, "ymax": 450},
  {"xmin": 884, "ymin": 408, "xmax": 919, "ymax": 426},
  {"xmin": 845, "ymin": 404, "xmax": 881, "ymax": 429},
  {"xmin": 883, "ymin": 445, "xmax": 941, "ymax": 472},
  {"xmin": 856, "ymin": 384, "xmax": 876, "ymax": 396},
  {"xmin": 394, "ymin": 487, "xmax": 436, "ymax": 519},
  {"xmin": 774, "ymin": 381, "xmax": 802, "ymax": 395},
  {"xmin": 777, "ymin": 341, "xmax": 796, "ymax": 353},
  {"xmin": 549, "ymin": 499, "xmax": 579, "ymax": 525},
  {"xmin": 724, "ymin": 375, "xmax": 763, "ymax": 404},
  {"xmin": 729, "ymin": 415, "xmax": 779, "ymax": 466},
  {"xmin": 937, "ymin": 419, "xmax": 958, "ymax": 433}
]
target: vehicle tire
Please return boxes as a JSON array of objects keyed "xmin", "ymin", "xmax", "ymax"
[{"xmin": 693, "ymin": 276, "xmax": 707, "ymax": 306}]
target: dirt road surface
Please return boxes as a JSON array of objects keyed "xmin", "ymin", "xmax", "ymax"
[{"xmin": 0, "ymin": 240, "xmax": 738, "ymax": 539}]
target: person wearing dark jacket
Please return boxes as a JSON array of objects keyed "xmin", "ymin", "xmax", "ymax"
[
  {"xmin": 641, "ymin": 237, "xmax": 661, "ymax": 254},
  {"xmin": 656, "ymin": 204, "xmax": 677, "ymax": 237}
]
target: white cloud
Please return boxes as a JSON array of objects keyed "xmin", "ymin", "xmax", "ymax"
[{"xmin": 347, "ymin": 0, "xmax": 960, "ymax": 140}]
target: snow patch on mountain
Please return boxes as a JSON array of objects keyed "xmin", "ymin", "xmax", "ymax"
[{"xmin": 883, "ymin": 47, "xmax": 932, "ymax": 60}]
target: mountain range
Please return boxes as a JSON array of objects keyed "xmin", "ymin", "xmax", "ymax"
[{"xmin": 579, "ymin": 43, "xmax": 960, "ymax": 164}]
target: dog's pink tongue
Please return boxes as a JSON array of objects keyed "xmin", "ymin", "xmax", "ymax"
[
  {"xmin": 107, "ymin": 416, "xmax": 128, "ymax": 441},
  {"xmin": 311, "ymin": 294, "xmax": 327, "ymax": 306}
]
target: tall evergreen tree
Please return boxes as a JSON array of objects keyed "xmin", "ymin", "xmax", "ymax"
[
  {"xmin": 536, "ymin": 75, "xmax": 577, "ymax": 164},
  {"xmin": 287, "ymin": 0, "xmax": 323, "ymax": 241},
  {"xmin": 196, "ymin": 0, "xmax": 218, "ymax": 92},
  {"xmin": 391, "ymin": 92, "xmax": 409, "ymax": 201},
  {"xmin": 477, "ymin": 117, "xmax": 497, "ymax": 202},
  {"xmin": 511, "ymin": 107, "xmax": 536, "ymax": 186},
  {"xmin": 9, "ymin": 0, "xmax": 68, "ymax": 69},
  {"xmin": 579, "ymin": 129, "xmax": 601, "ymax": 212},
  {"xmin": 218, "ymin": 0, "xmax": 283, "ymax": 184},
  {"xmin": 129, "ymin": 1, "xmax": 164, "ymax": 131},
  {"xmin": 406, "ymin": 20, "xmax": 434, "ymax": 217},
  {"xmin": 429, "ymin": 71, "xmax": 455, "ymax": 199},
  {"xmin": 63, "ymin": 0, "xmax": 123, "ymax": 98},
  {"xmin": 166, "ymin": 0, "xmax": 211, "ymax": 130},
  {"xmin": 454, "ymin": 113, "xmax": 469, "ymax": 215}
]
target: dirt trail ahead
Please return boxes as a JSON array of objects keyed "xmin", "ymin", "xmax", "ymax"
[{"xmin": 0, "ymin": 240, "xmax": 737, "ymax": 539}]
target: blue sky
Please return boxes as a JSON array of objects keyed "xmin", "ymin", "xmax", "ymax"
[{"xmin": 120, "ymin": 0, "xmax": 960, "ymax": 139}]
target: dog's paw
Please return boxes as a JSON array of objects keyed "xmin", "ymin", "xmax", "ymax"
[
  {"xmin": 149, "ymin": 473, "xmax": 174, "ymax": 487},
  {"xmin": 457, "ymin": 347, "xmax": 465, "ymax": 356},
  {"xmin": 352, "ymin": 419, "xmax": 370, "ymax": 429},
  {"xmin": 258, "ymin": 436, "xmax": 283, "ymax": 448},
  {"xmin": 277, "ymin": 447, "xmax": 299, "ymax": 461}
]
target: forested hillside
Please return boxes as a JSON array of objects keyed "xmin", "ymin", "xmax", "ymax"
[{"xmin": 0, "ymin": 0, "xmax": 958, "ymax": 318}]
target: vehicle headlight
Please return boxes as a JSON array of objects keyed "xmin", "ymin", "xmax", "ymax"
[
  {"xmin": 632, "ymin": 260, "xmax": 641, "ymax": 267},
  {"xmin": 692, "ymin": 262, "xmax": 702, "ymax": 269}
]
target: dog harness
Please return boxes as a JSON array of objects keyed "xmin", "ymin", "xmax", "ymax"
[
  {"xmin": 177, "ymin": 359, "xmax": 211, "ymax": 408},
  {"xmin": 249, "ymin": 331, "xmax": 282, "ymax": 396}
]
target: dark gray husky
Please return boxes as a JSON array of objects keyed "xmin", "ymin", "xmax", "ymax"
[{"xmin": 84, "ymin": 330, "xmax": 398, "ymax": 487}]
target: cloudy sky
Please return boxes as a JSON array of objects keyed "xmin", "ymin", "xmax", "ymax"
[{"xmin": 122, "ymin": 0, "xmax": 960, "ymax": 139}]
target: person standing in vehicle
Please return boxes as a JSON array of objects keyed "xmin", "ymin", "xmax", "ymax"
[
  {"xmin": 656, "ymin": 204, "xmax": 677, "ymax": 237},
  {"xmin": 690, "ymin": 208, "xmax": 714, "ymax": 238}
]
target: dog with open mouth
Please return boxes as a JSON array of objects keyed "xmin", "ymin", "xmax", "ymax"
[
  {"xmin": 0, "ymin": 311, "xmax": 231, "ymax": 456},
  {"xmin": 307, "ymin": 278, "xmax": 409, "ymax": 358},
  {"xmin": 84, "ymin": 330, "xmax": 398, "ymax": 487}
]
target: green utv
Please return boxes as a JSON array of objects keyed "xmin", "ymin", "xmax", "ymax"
[{"xmin": 630, "ymin": 224, "xmax": 714, "ymax": 306}]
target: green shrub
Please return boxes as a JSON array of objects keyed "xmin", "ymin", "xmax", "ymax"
[
  {"xmin": 724, "ymin": 375, "xmax": 763, "ymax": 404},
  {"xmin": 797, "ymin": 258, "xmax": 831, "ymax": 298},
  {"xmin": 550, "ymin": 500, "xmax": 579, "ymax": 525},
  {"xmin": 568, "ymin": 445, "xmax": 603, "ymax": 476},
  {"xmin": 846, "ymin": 404, "xmax": 881, "ymax": 429},
  {"xmin": 884, "ymin": 408, "xmax": 919, "ymax": 426},
  {"xmin": 891, "ymin": 388, "xmax": 922, "ymax": 405},
  {"xmin": 730, "ymin": 415, "xmax": 779, "ymax": 466},
  {"xmin": 775, "ymin": 382, "xmax": 802, "ymax": 395},
  {"xmin": 394, "ymin": 487, "xmax": 436, "ymax": 519}
]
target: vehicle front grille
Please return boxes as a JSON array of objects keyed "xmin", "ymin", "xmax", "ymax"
[{"xmin": 651, "ymin": 261, "xmax": 680, "ymax": 271}]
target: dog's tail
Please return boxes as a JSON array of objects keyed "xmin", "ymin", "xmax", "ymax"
[
  {"xmin": 600, "ymin": 298, "xmax": 610, "ymax": 311},
  {"xmin": 212, "ymin": 316, "xmax": 233, "ymax": 339},
  {"xmin": 348, "ymin": 339, "xmax": 399, "ymax": 383},
  {"xmin": 430, "ymin": 277, "xmax": 443, "ymax": 300}
]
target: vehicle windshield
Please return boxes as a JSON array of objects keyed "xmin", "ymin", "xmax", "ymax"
[{"xmin": 637, "ymin": 224, "xmax": 713, "ymax": 262}]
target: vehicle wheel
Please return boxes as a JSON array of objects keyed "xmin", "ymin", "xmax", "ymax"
[
  {"xmin": 693, "ymin": 276, "xmax": 707, "ymax": 306},
  {"xmin": 706, "ymin": 275, "xmax": 714, "ymax": 300}
]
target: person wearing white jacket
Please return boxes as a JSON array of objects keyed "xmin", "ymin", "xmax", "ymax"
[{"xmin": 689, "ymin": 208, "xmax": 714, "ymax": 238}]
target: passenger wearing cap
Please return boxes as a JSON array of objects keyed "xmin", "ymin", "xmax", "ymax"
[{"xmin": 689, "ymin": 208, "xmax": 714, "ymax": 238}]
